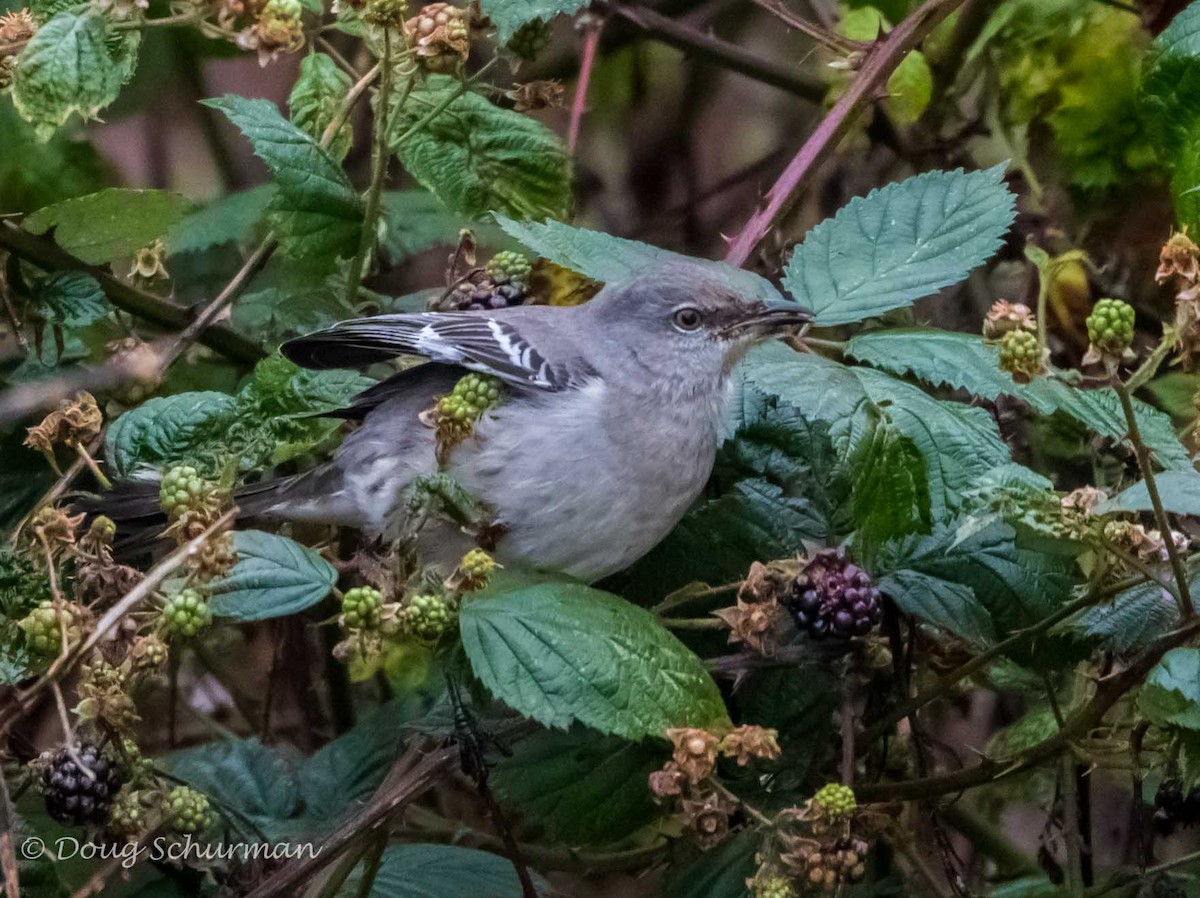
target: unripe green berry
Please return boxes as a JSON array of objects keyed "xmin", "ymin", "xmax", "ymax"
[
  {"xmin": 458, "ymin": 548, "xmax": 497, "ymax": 588},
  {"xmin": 160, "ymin": 588, "xmax": 212, "ymax": 640},
  {"xmin": 342, "ymin": 586, "xmax": 383, "ymax": 630},
  {"xmin": 1085, "ymin": 298, "xmax": 1135, "ymax": 355},
  {"xmin": 813, "ymin": 782, "xmax": 857, "ymax": 818},
  {"xmin": 165, "ymin": 786, "xmax": 213, "ymax": 834},
  {"xmin": 401, "ymin": 593, "xmax": 454, "ymax": 643},
  {"xmin": 753, "ymin": 875, "xmax": 795, "ymax": 898},
  {"xmin": 486, "ymin": 250, "xmax": 533, "ymax": 283},
  {"xmin": 19, "ymin": 600, "xmax": 79, "ymax": 658},
  {"xmin": 998, "ymin": 329, "xmax": 1043, "ymax": 382},
  {"xmin": 159, "ymin": 465, "xmax": 212, "ymax": 518},
  {"xmin": 506, "ymin": 19, "xmax": 550, "ymax": 61}
]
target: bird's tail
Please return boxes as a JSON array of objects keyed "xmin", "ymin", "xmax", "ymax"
[{"xmin": 75, "ymin": 474, "xmax": 305, "ymax": 556}]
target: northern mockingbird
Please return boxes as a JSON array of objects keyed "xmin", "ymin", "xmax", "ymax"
[{"xmin": 241, "ymin": 260, "xmax": 809, "ymax": 581}]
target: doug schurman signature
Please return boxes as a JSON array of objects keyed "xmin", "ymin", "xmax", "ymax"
[{"xmin": 18, "ymin": 835, "xmax": 322, "ymax": 870}]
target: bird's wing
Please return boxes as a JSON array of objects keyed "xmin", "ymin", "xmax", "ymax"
[{"xmin": 280, "ymin": 312, "xmax": 595, "ymax": 391}]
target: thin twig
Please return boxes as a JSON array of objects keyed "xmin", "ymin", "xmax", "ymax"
[
  {"xmin": 723, "ymin": 0, "xmax": 967, "ymax": 265},
  {"xmin": 1112, "ymin": 376, "xmax": 1195, "ymax": 617},
  {"xmin": 749, "ymin": 0, "xmax": 864, "ymax": 54},
  {"xmin": 0, "ymin": 761, "xmax": 19, "ymax": 898},
  {"xmin": 569, "ymin": 16, "xmax": 603, "ymax": 152},
  {"xmin": 321, "ymin": 62, "xmax": 382, "ymax": 148}
]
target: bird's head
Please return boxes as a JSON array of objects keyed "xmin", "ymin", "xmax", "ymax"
[{"xmin": 587, "ymin": 261, "xmax": 811, "ymax": 381}]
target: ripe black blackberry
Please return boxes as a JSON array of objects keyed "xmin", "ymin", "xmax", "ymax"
[
  {"xmin": 784, "ymin": 548, "xmax": 881, "ymax": 640},
  {"xmin": 1154, "ymin": 779, "xmax": 1200, "ymax": 830},
  {"xmin": 41, "ymin": 743, "xmax": 124, "ymax": 826}
]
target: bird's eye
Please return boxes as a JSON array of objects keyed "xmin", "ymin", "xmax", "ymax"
[{"xmin": 672, "ymin": 307, "xmax": 704, "ymax": 332}]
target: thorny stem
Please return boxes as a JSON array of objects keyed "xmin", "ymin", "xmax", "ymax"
[
  {"xmin": 724, "ymin": 0, "xmax": 967, "ymax": 266},
  {"xmin": 1111, "ymin": 376, "xmax": 1195, "ymax": 618},
  {"xmin": 344, "ymin": 32, "xmax": 397, "ymax": 307},
  {"xmin": 1125, "ymin": 334, "xmax": 1175, "ymax": 393},
  {"xmin": 710, "ymin": 778, "xmax": 774, "ymax": 828},
  {"xmin": 322, "ymin": 63, "xmax": 382, "ymax": 147},
  {"xmin": 748, "ymin": 0, "xmax": 864, "ymax": 54},
  {"xmin": 73, "ymin": 444, "xmax": 111, "ymax": 490},
  {"xmin": 569, "ymin": 15, "xmax": 602, "ymax": 152},
  {"xmin": 659, "ymin": 616, "xmax": 726, "ymax": 630},
  {"xmin": 652, "ymin": 580, "xmax": 741, "ymax": 615},
  {"xmin": 352, "ymin": 831, "xmax": 388, "ymax": 898}
]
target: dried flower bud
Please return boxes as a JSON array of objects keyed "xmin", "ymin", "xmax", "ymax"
[
  {"xmin": 508, "ymin": 80, "xmax": 566, "ymax": 113},
  {"xmin": 404, "ymin": 2, "xmax": 470, "ymax": 73},
  {"xmin": 713, "ymin": 595, "xmax": 784, "ymax": 656},
  {"xmin": 28, "ymin": 505, "xmax": 85, "ymax": 558},
  {"xmin": 648, "ymin": 760, "xmax": 686, "ymax": 798},
  {"xmin": 666, "ymin": 727, "xmax": 720, "ymax": 783},
  {"xmin": 719, "ymin": 725, "xmax": 781, "ymax": 766},
  {"xmin": 680, "ymin": 787, "xmax": 734, "ymax": 850},
  {"xmin": 129, "ymin": 239, "xmax": 168, "ymax": 282},
  {"xmin": 1060, "ymin": 487, "xmax": 1105, "ymax": 517},
  {"xmin": 1157, "ymin": 231, "xmax": 1200, "ymax": 286},
  {"xmin": 0, "ymin": 9, "xmax": 36, "ymax": 43},
  {"xmin": 24, "ymin": 392, "xmax": 103, "ymax": 457}
]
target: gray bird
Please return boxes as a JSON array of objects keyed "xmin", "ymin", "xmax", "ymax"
[{"xmin": 238, "ymin": 260, "xmax": 807, "ymax": 582}]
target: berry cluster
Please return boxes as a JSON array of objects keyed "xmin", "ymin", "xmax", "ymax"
[
  {"xmin": 749, "ymin": 874, "xmax": 795, "ymax": 898},
  {"xmin": 42, "ymin": 743, "xmax": 124, "ymax": 826},
  {"xmin": 159, "ymin": 465, "xmax": 209, "ymax": 518},
  {"xmin": 787, "ymin": 837, "xmax": 870, "ymax": 892},
  {"xmin": 165, "ymin": 785, "xmax": 214, "ymax": 834},
  {"xmin": 19, "ymin": 600, "xmax": 81, "ymax": 658},
  {"xmin": 507, "ymin": 19, "xmax": 550, "ymax": 60},
  {"xmin": 405, "ymin": 2, "xmax": 470, "ymax": 73},
  {"xmin": 783, "ymin": 549, "xmax": 881, "ymax": 640},
  {"xmin": 998, "ymin": 329, "xmax": 1042, "ymax": 383},
  {"xmin": 1155, "ymin": 779, "xmax": 1200, "ymax": 830},
  {"xmin": 159, "ymin": 588, "xmax": 212, "ymax": 639},
  {"xmin": 456, "ymin": 548, "xmax": 497, "ymax": 590},
  {"xmin": 342, "ymin": 586, "xmax": 383, "ymax": 630},
  {"xmin": 435, "ymin": 374, "xmax": 504, "ymax": 447},
  {"xmin": 1086, "ymin": 298, "xmax": 1135, "ymax": 355},
  {"xmin": 450, "ymin": 252, "xmax": 533, "ymax": 311},
  {"xmin": 107, "ymin": 786, "xmax": 147, "ymax": 840},
  {"xmin": 812, "ymin": 783, "xmax": 857, "ymax": 819},
  {"xmin": 400, "ymin": 593, "xmax": 454, "ymax": 643}
]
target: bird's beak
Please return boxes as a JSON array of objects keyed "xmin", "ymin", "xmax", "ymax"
[{"xmin": 720, "ymin": 300, "xmax": 812, "ymax": 338}]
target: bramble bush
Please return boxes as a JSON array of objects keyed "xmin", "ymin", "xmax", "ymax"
[{"xmin": 2, "ymin": 0, "xmax": 1200, "ymax": 896}]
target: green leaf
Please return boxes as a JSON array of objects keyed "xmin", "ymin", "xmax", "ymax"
[
  {"xmin": 365, "ymin": 844, "xmax": 547, "ymax": 898},
  {"xmin": 231, "ymin": 282, "xmax": 352, "ymax": 345},
  {"xmin": 289, "ymin": 53, "xmax": 353, "ymax": 161},
  {"xmin": 782, "ymin": 165, "xmax": 1016, "ymax": 325},
  {"xmin": 104, "ymin": 391, "xmax": 237, "ymax": 478},
  {"xmin": 495, "ymin": 215, "xmax": 783, "ymax": 301},
  {"xmin": 12, "ymin": 13, "xmax": 138, "ymax": 138},
  {"xmin": 1097, "ymin": 469, "xmax": 1200, "ymax": 517},
  {"xmin": 23, "ymin": 188, "xmax": 190, "ymax": 264},
  {"xmin": 1075, "ymin": 580, "xmax": 1180, "ymax": 655},
  {"xmin": 1139, "ymin": 648, "xmax": 1200, "ymax": 730},
  {"xmin": 459, "ymin": 573, "xmax": 730, "ymax": 739},
  {"xmin": 165, "ymin": 185, "xmax": 275, "ymax": 255},
  {"xmin": 205, "ymin": 95, "xmax": 363, "ymax": 259},
  {"xmin": 0, "ymin": 99, "xmax": 108, "ymax": 213},
  {"xmin": 480, "ymin": 0, "xmax": 587, "ymax": 41},
  {"xmin": 379, "ymin": 190, "xmax": 503, "ymax": 264},
  {"xmin": 389, "ymin": 76, "xmax": 572, "ymax": 221},
  {"xmin": 492, "ymin": 727, "xmax": 661, "ymax": 843},
  {"xmin": 876, "ymin": 568, "xmax": 996, "ymax": 646},
  {"xmin": 846, "ymin": 329, "xmax": 1194, "ymax": 469},
  {"xmin": 663, "ymin": 830, "xmax": 758, "ymax": 898},
  {"xmin": 206, "ymin": 530, "xmax": 337, "ymax": 621},
  {"xmin": 875, "ymin": 515, "xmax": 1079, "ymax": 637},
  {"xmin": 29, "ymin": 271, "xmax": 109, "ymax": 325},
  {"xmin": 839, "ymin": 8, "xmax": 931, "ymax": 124},
  {"xmin": 851, "ymin": 423, "xmax": 932, "ymax": 555}
]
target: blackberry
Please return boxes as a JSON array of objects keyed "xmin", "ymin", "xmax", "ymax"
[
  {"xmin": 400, "ymin": 593, "xmax": 454, "ymax": 643},
  {"xmin": 998, "ymin": 329, "xmax": 1043, "ymax": 382},
  {"xmin": 1086, "ymin": 298, "xmax": 1135, "ymax": 355},
  {"xmin": 159, "ymin": 465, "xmax": 208, "ymax": 518},
  {"xmin": 784, "ymin": 549, "xmax": 881, "ymax": 641},
  {"xmin": 342, "ymin": 586, "xmax": 383, "ymax": 630},
  {"xmin": 812, "ymin": 782, "xmax": 857, "ymax": 818},
  {"xmin": 450, "ymin": 255, "xmax": 532, "ymax": 311},
  {"xmin": 165, "ymin": 786, "xmax": 214, "ymax": 834},
  {"xmin": 1154, "ymin": 779, "xmax": 1200, "ymax": 830},
  {"xmin": 507, "ymin": 18, "xmax": 550, "ymax": 60},
  {"xmin": 159, "ymin": 588, "xmax": 212, "ymax": 640},
  {"xmin": 41, "ymin": 743, "xmax": 124, "ymax": 827}
]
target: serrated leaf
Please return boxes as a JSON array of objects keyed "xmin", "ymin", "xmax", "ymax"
[
  {"xmin": 495, "ymin": 215, "xmax": 783, "ymax": 300},
  {"xmin": 846, "ymin": 329, "xmax": 1194, "ymax": 469},
  {"xmin": 364, "ymin": 844, "xmax": 547, "ymax": 898},
  {"xmin": 12, "ymin": 13, "xmax": 138, "ymax": 138},
  {"xmin": 877, "ymin": 567, "xmax": 995, "ymax": 646},
  {"xmin": 104, "ymin": 391, "xmax": 237, "ymax": 478},
  {"xmin": 206, "ymin": 530, "xmax": 337, "ymax": 621},
  {"xmin": 1075, "ymin": 579, "xmax": 1180, "ymax": 655},
  {"xmin": 1139, "ymin": 648, "xmax": 1200, "ymax": 730},
  {"xmin": 782, "ymin": 165, "xmax": 1016, "ymax": 325},
  {"xmin": 29, "ymin": 271, "xmax": 109, "ymax": 325},
  {"xmin": 852, "ymin": 423, "xmax": 932, "ymax": 555},
  {"xmin": 459, "ymin": 574, "xmax": 729, "ymax": 739},
  {"xmin": 1097, "ymin": 469, "xmax": 1200, "ymax": 516},
  {"xmin": 231, "ymin": 282, "xmax": 352, "ymax": 344},
  {"xmin": 23, "ymin": 188, "xmax": 190, "ymax": 264},
  {"xmin": 205, "ymin": 95, "xmax": 363, "ymax": 259},
  {"xmin": 165, "ymin": 185, "xmax": 275, "ymax": 255},
  {"xmin": 480, "ymin": 0, "xmax": 587, "ymax": 41},
  {"xmin": 289, "ymin": 53, "xmax": 353, "ymax": 161},
  {"xmin": 389, "ymin": 76, "xmax": 572, "ymax": 221},
  {"xmin": 492, "ymin": 727, "xmax": 661, "ymax": 843},
  {"xmin": 380, "ymin": 190, "xmax": 503, "ymax": 264}
]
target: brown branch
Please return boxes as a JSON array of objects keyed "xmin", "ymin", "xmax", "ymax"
[
  {"xmin": 0, "ymin": 761, "xmax": 19, "ymax": 898},
  {"xmin": 609, "ymin": 2, "xmax": 826, "ymax": 102},
  {"xmin": 0, "ymin": 222, "xmax": 262, "ymax": 364},
  {"xmin": 723, "ymin": 0, "xmax": 968, "ymax": 266}
]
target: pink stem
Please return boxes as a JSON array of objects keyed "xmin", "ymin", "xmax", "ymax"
[
  {"xmin": 568, "ymin": 20, "xmax": 602, "ymax": 153},
  {"xmin": 723, "ymin": 0, "xmax": 968, "ymax": 267}
]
